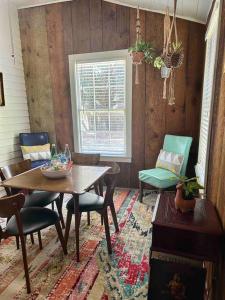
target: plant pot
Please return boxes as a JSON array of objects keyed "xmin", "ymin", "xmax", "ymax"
[
  {"xmin": 174, "ymin": 183, "xmax": 196, "ymax": 213},
  {"xmin": 171, "ymin": 51, "xmax": 184, "ymax": 68},
  {"xmin": 161, "ymin": 66, "xmax": 171, "ymax": 78},
  {"xmin": 131, "ymin": 51, "xmax": 145, "ymax": 64}
]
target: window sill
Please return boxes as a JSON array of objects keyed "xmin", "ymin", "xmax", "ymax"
[{"xmin": 100, "ymin": 156, "xmax": 131, "ymax": 163}]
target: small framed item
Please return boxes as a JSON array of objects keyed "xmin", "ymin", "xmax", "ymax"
[
  {"xmin": 0, "ymin": 72, "xmax": 5, "ymax": 106},
  {"xmin": 148, "ymin": 259, "xmax": 206, "ymax": 300}
]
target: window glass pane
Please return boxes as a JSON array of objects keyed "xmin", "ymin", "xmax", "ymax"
[
  {"xmin": 76, "ymin": 57, "xmax": 128, "ymax": 156},
  {"xmin": 95, "ymin": 87, "xmax": 109, "ymax": 110}
]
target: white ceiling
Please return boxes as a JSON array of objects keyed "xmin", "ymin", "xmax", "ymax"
[{"xmin": 12, "ymin": 0, "xmax": 213, "ymax": 24}]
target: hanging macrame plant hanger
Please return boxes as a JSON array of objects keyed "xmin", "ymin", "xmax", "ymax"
[
  {"xmin": 133, "ymin": 6, "xmax": 143, "ymax": 85},
  {"xmin": 162, "ymin": 0, "xmax": 184, "ymax": 105}
]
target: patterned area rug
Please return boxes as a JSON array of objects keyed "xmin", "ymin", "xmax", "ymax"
[{"xmin": 0, "ymin": 189, "xmax": 157, "ymax": 300}]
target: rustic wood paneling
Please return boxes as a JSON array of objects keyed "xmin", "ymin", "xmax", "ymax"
[
  {"xmin": 19, "ymin": 1, "xmax": 205, "ymax": 188},
  {"xmin": 130, "ymin": 8, "xmax": 146, "ymax": 187},
  {"xmin": 19, "ymin": 7, "xmax": 56, "ymax": 142},
  {"xmin": 45, "ymin": 3, "xmax": 74, "ymax": 151}
]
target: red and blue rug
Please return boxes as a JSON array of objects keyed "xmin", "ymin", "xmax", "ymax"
[{"xmin": 0, "ymin": 189, "xmax": 156, "ymax": 299}]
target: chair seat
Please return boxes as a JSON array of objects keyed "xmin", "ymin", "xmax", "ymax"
[
  {"xmin": 6, "ymin": 207, "xmax": 59, "ymax": 236},
  {"xmin": 66, "ymin": 192, "xmax": 104, "ymax": 213},
  {"xmin": 139, "ymin": 168, "xmax": 179, "ymax": 189},
  {"xmin": 24, "ymin": 191, "xmax": 59, "ymax": 208},
  {"xmin": 31, "ymin": 160, "xmax": 50, "ymax": 168}
]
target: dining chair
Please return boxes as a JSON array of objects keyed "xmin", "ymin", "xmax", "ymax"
[
  {"xmin": 139, "ymin": 134, "xmax": 193, "ymax": 202},
  {"xmin": 0, "ymin": 159, "xmax": 65, "ymax": 248},
  {"xmin": 71, "ymin": 152, "xmax": 101, "ymax": 225},
  {"xmin": 64, "ymin": 168, "xmax": 119, "ymax": 261},
  {"xmin": 0, "ymin": 193, "xmax": 67, "ymax": 294},
  {"xmin": 19, "ymin": 132, "xmax": 50, "ymax": 168}
]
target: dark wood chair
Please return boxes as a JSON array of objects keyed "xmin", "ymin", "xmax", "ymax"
[
  {"xmin": 64, "ymin": 169, "xmax": 118, "ymax": 261},
  {"xmin": 0, "ymin": 159, "xmax": 65, "ymax": 248},
  {"xmin": 0, "ymin": 193, "xmax": 67, "ymax": 293},
  {"xmin": 71, "ymin": 152, "xmax": 101, "ymax": 224}
]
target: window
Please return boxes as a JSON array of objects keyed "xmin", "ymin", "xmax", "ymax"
[
  {"xmin": 195, "ymin": 0, "xmax": 221, "ymax": 186},
  {"xmin": 69, "ymin": 50, "xmax": 132, "ymax": 162}
]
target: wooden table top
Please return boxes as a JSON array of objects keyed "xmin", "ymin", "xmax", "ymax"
[
  {"xmin": 1, "ymin": 165, "xmax": 111, "ymax": 195},
  {"xmin": 152, "ymin": 192, "xmax": 223, "ymax": 236}
]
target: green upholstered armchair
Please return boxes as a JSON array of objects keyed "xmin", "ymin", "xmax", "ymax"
[{"xmin": 139, "ymin": 135, "xmax": 193, "ymax": 202}]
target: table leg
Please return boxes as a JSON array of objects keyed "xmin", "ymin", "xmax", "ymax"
[
  {"xmin": 99, "ymin": 178, "xmax": 104, "ymax": 197},
  {"xmin": 74, "ymin": 194, "xmax": 80, "ymax": 262}
]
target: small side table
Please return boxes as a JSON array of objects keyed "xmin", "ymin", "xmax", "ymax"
[{"xmin": 149, "ymin": 192, "xmax": 223, "ymax": 299}]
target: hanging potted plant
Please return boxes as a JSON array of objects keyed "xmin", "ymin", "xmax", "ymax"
[
  {"xmin": 129, "ymin": 40, "xmax": 155, "ymax": 84},
  {"xmin": 129, "ymin": 40, "xmax": 155, "ymax": 64},
  {"xmin": 174, "ymin": 176, "xmax": 203, "ymax": 213},
  {"xmin": 171, "ymin": 41, "xmax": 184, "ymax": 68},
  {"xmin": 154, "ymin": 56, "xmax": 171, "ymax": 78}
]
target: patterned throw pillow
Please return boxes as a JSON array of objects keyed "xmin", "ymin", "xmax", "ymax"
[
  {"xmin": 156, "ymin": 149, "xmax": 184, "ymax": 176},
  {"xmin": 21, "ymin": 144, "xmax": 51, "ymax": 161}
]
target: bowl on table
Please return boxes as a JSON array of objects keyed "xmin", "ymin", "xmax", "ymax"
[{"xmin": 41, "ymin": 163, "xmax": 72, "ymax": 179}]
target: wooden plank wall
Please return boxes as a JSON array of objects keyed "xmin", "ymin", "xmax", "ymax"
[
  {"xmin": 207, "ymin": 1, "xmax": 225, "ymax": 298},
  {"xmin": 19, "ymin": 0, "xmax": 205, "ymax": 188}
]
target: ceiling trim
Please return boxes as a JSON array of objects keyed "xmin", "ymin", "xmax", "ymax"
[
  {"xmin": 104, "ymin": 0, "xmax": 207, "ymax": 24},
  {"xmin": 16, "ymin": 0, "xmax": 72, "ymax": 10}
]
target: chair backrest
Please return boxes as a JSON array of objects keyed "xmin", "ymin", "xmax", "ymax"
[
  {"xmin": 0, "ymin": 193, "xmax": 25, "ymax": 219},
  {"xmin": 163, "ymin": 134, "xmax": 193, "ymax": 176},
  {"xmin": 19, "ymin": 132, "xmax": 49, "ymax": 146},
  {"xmin": 71, "ymin": 152, "xmax": 100, "ymax": 166},
  {"xmin": 0, "ymin": 159, "xmax": 31, "ymax": 195}
]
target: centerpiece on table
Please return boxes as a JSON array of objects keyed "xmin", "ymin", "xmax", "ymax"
[
  {"xmin": 174, "ymin": 176, "xmax": 203, "ymax": 213},
  {"xmin": 41, "ymin": 144, "xmax": 72, "ymax": 179}
]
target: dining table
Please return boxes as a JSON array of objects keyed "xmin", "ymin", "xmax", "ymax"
[{"xmin": 1, "ymin": 164, "xmax": 111, "ymax": 261}]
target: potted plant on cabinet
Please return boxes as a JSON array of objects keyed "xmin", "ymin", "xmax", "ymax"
[{"xmin": 174, "ymin": 176, "xmax": 203, "ymax": 213}]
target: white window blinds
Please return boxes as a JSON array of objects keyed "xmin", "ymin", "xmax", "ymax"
[
  {"xmin": 70, "ymin": 50, "xmax": 132, "ymax": 160},
  {"xmin": 195, "ymin": 0, "xmax": 220, "ymax": 186}
]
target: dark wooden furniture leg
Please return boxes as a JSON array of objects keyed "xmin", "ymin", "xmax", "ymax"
[
  {"xmin": 87, "ymin": 212, "xmax": 91, "ymax": 225},
  {"xmin": 74, "ymin": 194, "xmax": 80, "ymax": 262},
  {"xmin": 102, "ymin": 210, "xmax": 112, "ymax": 254},
  {"xmin": 56, "ymin": 193, "xmax": 65, "ymax": 229},
  {"xmin": 64, "ymin": 210, "xmax": 72, "ymax": 246},
  {"xmin": 139, "ymin": 180, "xmax": 144, "ymax": 202},
  {"xmin": 55, "ymin": 221, "xmax": 67, "ymax": 255},
  {"xmin": 37, "ymin": 231, "xmax": 42, "ymax": 250},
  {"xmin": 16, "ymin": 236, "xmax": 20, "ymax": 249},
  {"xmin": 109, "ymin": 201, "xmax": 119, "ymax": 232},
  {"xmin": 30, "ymin": 233, "xmax": 34, "ymax": 244},
  {"xmin": 16, "ymin": 214, "xmax": 31, "ymax": 294}
]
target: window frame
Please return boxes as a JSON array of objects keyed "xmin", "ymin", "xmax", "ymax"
[{"xmin": 69, "ymin": 49, "xmax": 132, "ymax": 163}]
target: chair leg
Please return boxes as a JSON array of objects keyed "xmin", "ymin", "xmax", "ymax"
[
  {"xmin": 74, "ymin": 195, "xmax": 80, "ymax": 262},
  {"xmin": 94, "ymin": 183, "xmax": 99, "ymax": 195},
  {"xmin": 87, "ymin": 212, "xmax": 90, "ymax": 225},
  {"xmin": 64, "ymin": 210, "xmax": 72, "ymax": 246},
  {"xmin": 51, "ymin": 202, "xmax": 55, "ymax": 210},
  {"xmin": 102, "ymin": 211, "xmax": 112, "ymax": 254},
  {"xmin": 16, "ymin": 236, "xmax": 20, "ymax": 249},
  {"xmin": 37, "ymin": 231, "xmax": 42, "ymax": 250},
  {"xmin": 20, "ymin": 234, "xmax": 31, "ymax": 293},
  {"xmin": 139, "ymin": 180, "xmax": 144, "ymax": 202},
  {"xmin": 109, "ymin": 202, "xmax": 119, "ymax": 232},
  {"xmin": 55, "ymin": 221, "xmax": 67, "ymax": 255},
  {"xmin": 56, "ymin": 194, "xmax": 65, "ymax": 229},
  {"xmin": 30, "ymin": 233, "xmax": 34, "ymax": 244}
]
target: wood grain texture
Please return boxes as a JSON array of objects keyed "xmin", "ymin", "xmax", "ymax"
[
  {"xmin": 45, "ymin": 3, "xmax": 74, "ymax": 151},
  {"xmin": 19, "ymin": 1, "xmax": 205, "ymax": 188},
  {"xmin": 19, "ymin": 7, "xmax": 56, "ymax": 143}
]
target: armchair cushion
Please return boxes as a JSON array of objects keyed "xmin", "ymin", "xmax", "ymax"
[
  {"xmin": 21, "ymin": 144, "xmax": 51, "ymax": 161},
  {"xmin": 139, "ymin": 168, "xmax": 179, "ymax": 189}
]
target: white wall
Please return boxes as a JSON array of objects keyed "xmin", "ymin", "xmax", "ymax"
[{"xmin": 0, "ymin": 0, "xmax": 30, "ymax": 193}]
